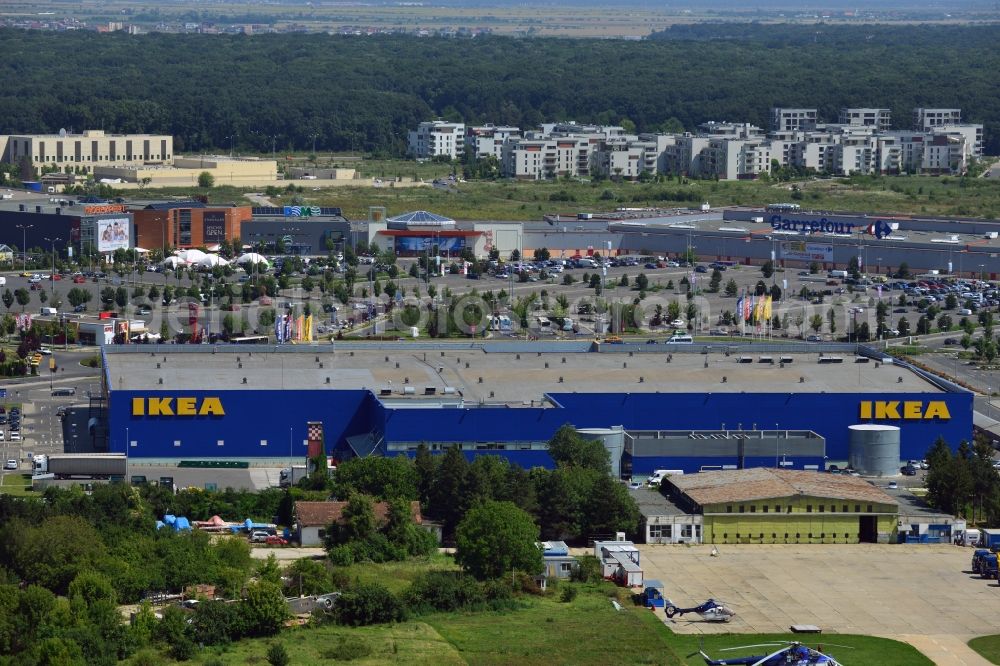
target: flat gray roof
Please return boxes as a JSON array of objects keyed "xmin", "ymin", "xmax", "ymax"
[
  {"xmin": 629, "ymin": 487, "xmax": 688, "ymax": 517},
  {"xmin": 104, "ymin": 344, "xmax": 938, "ymax": 403}
]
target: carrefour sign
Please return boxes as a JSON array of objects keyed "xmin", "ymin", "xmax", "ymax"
[
  {"xmin": 859, "ymin": 400, "xmax": 950, "ymax": 421},
  {"xmin": 770, "ymin": 215, "xmax": 857, "ymax": 235},
  {"xmin": 132, "ymin": 397, "xmax": 225, "ymax": 416}
]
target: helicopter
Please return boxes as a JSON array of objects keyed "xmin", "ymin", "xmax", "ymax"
[
  {"xmin": 664, "ymin": 598, "xmax": 736, "ymax": 623},
  {"xmin": 698, "ymin": 641, "xmax": 847, "ymax": 666}
]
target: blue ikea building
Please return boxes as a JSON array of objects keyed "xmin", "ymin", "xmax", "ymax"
[{"xmin": 102, "ymin": 343, "xmax": 973, "ymax": 475}]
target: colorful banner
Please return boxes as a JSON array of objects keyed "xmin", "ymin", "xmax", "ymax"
[
  {"xmin": 97, "ymin": 217, "xmax": 130, "ymax": 252},
  {"xmin": 780, "ymin": 241, "xmax": 833, "ymax": 263}
]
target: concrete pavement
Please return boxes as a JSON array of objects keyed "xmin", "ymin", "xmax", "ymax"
[{"xmin": 641, "ymin": 544, "xmax": 999, "ymax": 664}]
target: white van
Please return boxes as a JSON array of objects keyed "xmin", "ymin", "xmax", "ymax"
[
  {"xmin": 828, "ymin": 270, "xmax": 848, "ymax": 278},
  {"xmin": 647, "ymin": 469, "xmax": 684, "ymax": 486},
  {"xmin": 666, "ymin": 334, "xmax": 693, "ymax": 344},
  {"xmin": 40, "ymin": 307, "xmax": 57, "ymax": 316}
]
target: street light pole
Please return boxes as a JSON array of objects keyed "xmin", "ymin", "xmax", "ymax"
[
  {"xmin": 16, "ymin": 224, "xmax": 33, "ymax": 273},
  {"xmin": 43, "ymin": 237, "xmax": 60, "ymax": 296}
]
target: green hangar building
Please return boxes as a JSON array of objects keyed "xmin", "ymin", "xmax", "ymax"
[{"xmin": 664, "ymin": 468, "xmax": 899, "ymax": 545}]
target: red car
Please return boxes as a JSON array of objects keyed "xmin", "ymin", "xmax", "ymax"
[
  {"xmin": 51, "ymin": 274, "xmax": 61, "ymax": 281},
  {"xmin": 265, "ymin": 535, "xmax": 288, "ymax": 546},
  {"xmin": 73, "ymin": 276, "xmax": 86, "ymax": 283}
]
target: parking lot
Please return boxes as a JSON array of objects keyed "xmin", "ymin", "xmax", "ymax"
[{"xmin": 643, "ymin": 544, "xmax": 996, "ymax": 662}]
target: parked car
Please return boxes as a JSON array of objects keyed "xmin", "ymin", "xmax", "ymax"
[
  {"xmin": 265, "ymin": 535, "xmax": 288, "ymax": 546},
  {"xmin": 901, "ymin": 465, "xmax": 918, "ymax": 476},
  {"xmin": 4, "ymin": 459, "xmax": 16, "ymax": 470},
  {"xmin": 670, "ymin": 319, "xmax": 686, "ymax": 328},
  {"xmin": 694, "ymin": 265, "xmax": 708, "ymax": 273},
  {"xmin": 943, "ymin": 338, "xmax": 959, "ymax": 345},
  {"xmin": 250, "ymin": 531, "xmax": 271, "ymax": 543},
  {"xmin": 74, "ymin": 304, "xmax": 87, "ymax": 313}
]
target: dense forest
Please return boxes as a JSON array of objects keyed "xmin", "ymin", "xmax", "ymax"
[{"xmin": 1, "ymin": 24, "xmax": 999, "ymax": 154}]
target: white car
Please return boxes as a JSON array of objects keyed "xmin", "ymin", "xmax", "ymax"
[
  {"xmin": 670, "ymin": 319, "xmax": 686, "ymax": 328},
  {"xmin": 10, "ymin": 432, "xmax": 20, "ymax": 442},
  {"xmin": 4, "ymin": 459, "xmax": 16, "ymax": 470}
]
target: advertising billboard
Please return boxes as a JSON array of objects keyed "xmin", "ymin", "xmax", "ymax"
[
  {"xmin": 203, "ymin": 211, "xmax": 226, "ymax": 243},
  {"xmin": 97, "ymin": 217, "xmax": 130, "ymax": 252},
  {"xmin": 395, "ymin": 236, "xmax": 465, "ymax": 252},
  {"xmin": 780, "ymin": 241, "xmax": 833, "ymax": 263}
]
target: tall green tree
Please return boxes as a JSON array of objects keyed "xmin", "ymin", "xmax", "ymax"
[
  {"xmin": 546, "ymin": 424, "xmax": 610, "ymax": 473},
  {"xmin": 455, "ymin": 500, "xmax": 543, "ymax": 580}
]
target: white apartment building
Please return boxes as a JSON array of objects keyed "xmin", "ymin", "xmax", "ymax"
[
  {"xmin": 489, "ymin": 106, "xmax": 983, "ymax": 180},
  {"xmin": 771, "ymin": 108, "xmax": 818, "ymax": 132},
  {"xmin": 594, "ymin": 143, "xmax": 644, "ymax": 180},
  {"xmin": 539, "ymin": 122, "xmax": 626, "ymax": 141},
  {"xmin": 838, "ymin": 108, "xmax": 892, "ymax": 131},
  {"xmin": 0, "ymin": 129, "xmax": 173, "ymax": 175},
  {"xmin": 913, "ymin": 108, "xmax": 962, "ymax": 131},
  {"xmin": 407, "ymin": 121, "xmax": 465, "ymax": 160},
  {"xmin": 704, "ymin": 138, "xmax": 772, "ymax": 180},
  {"xmin": 501, "ymin": 136, "xmax": 594, "ymax": 180},
  {"xmin": 465, "ymin": 124, "xmax": 520, "ymax": 160}
]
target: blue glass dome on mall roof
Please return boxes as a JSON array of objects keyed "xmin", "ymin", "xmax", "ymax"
[{"xmin": 386, "ymin": 210, "xmax": 455, "ymax": 225}]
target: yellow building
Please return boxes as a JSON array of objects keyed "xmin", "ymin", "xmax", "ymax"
[
  {"xmin": 0, "ymin": 130, "xmax": 173, "ymax": 175},
  {"xmin": 666, "ymin": 468, "xmax": 898, "ymax": 545},
  {"xmin": 93, "ymin": 155, "xmax": 278, "ymax": 187}
]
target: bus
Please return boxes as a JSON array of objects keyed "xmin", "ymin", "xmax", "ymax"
[{"xmin": 231, "ymin": 335, "xmax": 269, "ymax": 344}]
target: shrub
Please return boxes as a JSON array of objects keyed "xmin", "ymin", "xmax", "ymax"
[
  {"xmin": 170, "ymin": 638, "xmax": 196, "ymax": 662},
  {"xmin": 405, "ymin": 570, "xmax": 485, "ymax": 613},
  {"xmin": 335, "ymin": 583, "xmax": 406, "ymax": 626},
  {"xmin": 560, "ymin": 586, "xmax": 578, "ymax": 603},
  {"xmin": 570, "ymin": 555, "xmax": 602, "ymax": 583},
  {"xmin": 266, "ymin": 643, "xmax": 290, "ymax": 666},
  {"xmin": 320, "ymin": 636, "xmax": 373, "ymax": 661}
]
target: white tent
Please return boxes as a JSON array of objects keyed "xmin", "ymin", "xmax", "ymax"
[
  {"xmin": 197, "ymin": 254, "xmax": 229, "ymax": 268},
  {"xmin": 237, "ymin": 252, "xmax": 270, "ymax": 267},
  {"xmin": 162, "ymin": 256, "xmax": 186, "ymax": 269},
  {"xmin": 133, "ymin": 247, "xmax": 151, "ymax": 254},
  {"xmin": 176, "ymin": 248, "xmax": 207, "ymax": 264}
]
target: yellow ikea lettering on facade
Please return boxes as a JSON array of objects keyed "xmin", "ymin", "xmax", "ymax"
[
  {"xmin": 131, "ymin": 397, "xmax": 225, "ymax": 417},
  {"xmin": 858, "ymin": 400, "xmax": 950, "ymax": 421}
]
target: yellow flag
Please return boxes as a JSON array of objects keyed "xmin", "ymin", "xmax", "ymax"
[
  {"xmin": 305, "ymin": 315, "xmax": 313, "ymax": 342},
  {"xmin": 754, "ymin": 295, "xmax": 766, "ymax": 321},
  {"xmin": 763, "ymin": 295, "xmax": 773, "ymax": 320}
]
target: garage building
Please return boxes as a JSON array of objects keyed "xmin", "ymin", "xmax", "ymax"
[{"xmin": 665, "ymin": 468, "xmax": 898, "ymax": 545}]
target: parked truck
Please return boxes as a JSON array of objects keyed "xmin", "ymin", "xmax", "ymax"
[
  {"xmin": 980, "ymin": 528, "xmax": 1000, "ymax": 550},
  {"xmin": 33, "ymin": 453, "xmax": 127, "ymax": 479},
  {"xmin": 982, "ymin": 553, "xmax": 999, "ymax": 579},
  {"xmin": 279, "ymin": 465, "xmax": 309, "ymax": 488}
]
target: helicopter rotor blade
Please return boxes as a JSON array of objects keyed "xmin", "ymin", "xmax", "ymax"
[
  {"xmin": 719, "ymin": 643, "xmax": 784, "ymax": 652},
  {"xmin": 816, "ymin": 642, "xmax": 856, "ymax": 649}
]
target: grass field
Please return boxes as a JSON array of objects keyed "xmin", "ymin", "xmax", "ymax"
[
  {"xmin": 145, "ymin": 170, "xmax": 1000, "ymax": 224},
  {"xmin": 0, "ymin": 473, "xmax": 33, "ymax": 496},
  {"xmin": 969, "ymin": 635, "xmax": 1000, "ymax": 664}
]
